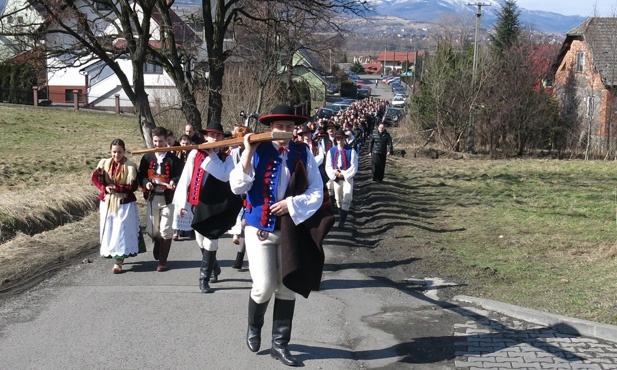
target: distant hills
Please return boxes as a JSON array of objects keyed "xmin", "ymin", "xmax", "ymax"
[
  {"xmin": 0, "ymin": 0, "xmax": 587, "ymax": 35},
  {"xmin": 366, "ymin": 0, "xmax": 586, "ymax": 34}
]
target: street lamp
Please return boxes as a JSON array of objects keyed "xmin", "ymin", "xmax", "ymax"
[{"xmin": 467, "ymin": 2, "xmax": 491, "ymax": 153}]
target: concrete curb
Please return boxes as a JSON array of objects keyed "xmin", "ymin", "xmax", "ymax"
[{"xmin": 454, "ymin": 295, "xmax": 617, "ymax": 344}]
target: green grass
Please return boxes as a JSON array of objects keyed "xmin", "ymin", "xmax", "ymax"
[
  {"xmin": 0, "ymin": 105, "xmax": 144, "ymax": 186},
  {"xmin": 392, "ymin": 155, "xmax": 617, "ymax": 324}
]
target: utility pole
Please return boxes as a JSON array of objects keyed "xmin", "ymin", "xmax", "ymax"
[{"xmin": 467, "ymin": 2, "xmax": 490, "ymax": 153}]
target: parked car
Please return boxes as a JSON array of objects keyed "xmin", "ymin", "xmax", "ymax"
[
  {"xmin": 391, "ymin": 95, "xmax": 406, "ymax": 107},
  {"xmin": 331, "ymin": 101, "xmax": 352, "ymax": 113},
  {"xmin": 393, "ymin": 87, "xmax": 407, "ymax": 97},
  {"xmin": 357, "ymin": 86, "xmax": 371, "ymax": 99},
  {"xmin": 315, "ymin": 107, "xmax": 335, "ymax": 119},
  {"xmin": 327, "ymin": 84, "xmax": 339, "ymax": 94},
  {"xmin": 387, "ymin": 76, "xmax": 401, "ymax": 85},
  {"xmin": 381, "ymin": 74, "xmax": 394, "ymax": 83},
  {"xmin": 382, "ymin": 107, "xmax": 405, "ymax": 127}
]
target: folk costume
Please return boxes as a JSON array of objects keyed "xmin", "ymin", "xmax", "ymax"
[
  {"xmin": 173, "ymin": 121, "xmax": 242, "ymax": 293},
  {"xmin": 325, "ymin": 129, "xmax": 359, "ymax": 229},
  {"xmin": 227, "ymin": 146, "xmax": 248, "ymax": 270},
  {"xmin": 138, "ymin": 149, "xmax": 183, "ymax": 271},
  {"xmin": 230, "ymin": 105, "xmax": 334, "ymax": 367},
  {"xmin": 317, "ymin": 122, "xmax": 337, "ymax": 203},
  {"xmin": 171, "ymin": 148, "xmax": 193, "ymax": 238},
  {"xmin": 92, "ymin": 156, "xmax": 142, "ymax": 273}
]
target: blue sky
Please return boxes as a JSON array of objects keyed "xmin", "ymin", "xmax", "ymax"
[{"xmin": 516, "ymin": 0, "xmax": 617, "ymax": 16}]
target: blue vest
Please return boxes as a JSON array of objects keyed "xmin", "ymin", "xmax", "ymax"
[
  {"xmin": 328, "ymin": 146, "xmax": 354, "ymax": 171},
  {"xmin": 245, "ymin": 141, "xmax": 308, "ymax": 231}
]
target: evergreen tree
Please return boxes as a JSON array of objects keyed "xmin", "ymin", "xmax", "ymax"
[{"xmin": 490, "ymin": 0, "xmax": 521, "ymax": 54}]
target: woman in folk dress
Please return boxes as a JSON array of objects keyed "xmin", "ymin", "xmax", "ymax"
[{"xmin": 92, "ymin": 138, "xmax": 142, "ymax": 274}]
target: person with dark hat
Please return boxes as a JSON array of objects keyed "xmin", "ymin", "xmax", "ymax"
[
  {"xmin": 173, "ymin": 121, "xmax": 243, "ymax": 293},
  {"xmin": 325, "ymin": 129, "xmax": 358, "ymax": 229},
  {"xmin": 138, "ymin": 127, "xmax": 183, "ymax": 272},
  {"xmin": 318, "ymin": 121, "xmax": 337, "ymax": 204},
  {"xmin": 230, "ymin": 104, "xmax": 334, "ymax": 367}
]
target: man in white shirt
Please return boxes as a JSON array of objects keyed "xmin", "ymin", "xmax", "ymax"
[
  {"xmin": 173, "ymin": 121, "xmax": 242, "ymax": 293},
  {"xmin": 229, "ymin": 105, "xmax": 326, "ymax": 367},
  {"xmin": 325, "ymin": 129, "xmax": 359, "ymax": 229}
]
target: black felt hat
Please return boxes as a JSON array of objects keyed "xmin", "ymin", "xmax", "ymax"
[
  {"xmin": 258, "ymin": 105, "xmax": 308, "ymax": 126},
  {"xmin": 199, "ymin": 121, "xmax": 225, "ymax": 135},
  {"xmin": 296, "ymin": 124, "xmax": 312, "ymax": 135},
  {"xmin": 334, "ymin": 129, "xmax": 348, "ymax": 138}
]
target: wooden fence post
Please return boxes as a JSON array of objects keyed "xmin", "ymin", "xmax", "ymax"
[
  {"xmin": 73, "ymin": 90, "xmax": 79, "ymax": 110},
  {"xmin": 33, "ymin": 86, "xmax": 38, "ymax": 107},
  {"xmin": 115, "ymin": 94, "xmax": 120, "ymax": 114}
]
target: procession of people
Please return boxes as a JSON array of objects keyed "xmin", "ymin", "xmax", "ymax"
[{"xmin": 92, "ymin": 90, "xmax": 395, "ymax": 366}]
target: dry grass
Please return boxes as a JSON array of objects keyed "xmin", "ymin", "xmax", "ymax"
[{"xmin": 0, "ymin": 104, "xmax": 142, "ymax": 293}]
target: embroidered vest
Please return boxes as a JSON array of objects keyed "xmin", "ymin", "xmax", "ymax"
[
  {"xmin": 245, "ymin": 141, "xmax": 308, "ymax": 231},
  {"xmin": 188, "ymin": 150, "xmax": 228, "ymax": 206},
  {"xmin": 329, "ymin": 146, "xmax": 353, "ymax": 171}
]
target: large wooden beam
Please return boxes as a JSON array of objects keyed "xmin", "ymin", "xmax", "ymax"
[{"xmin": 130, "ymin": 131, "xmax": 292, "ymax": 155}]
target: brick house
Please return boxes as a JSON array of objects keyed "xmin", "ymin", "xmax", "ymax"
[{"xmin": 551, "ymin": 18, "xmax": 617, "ymax": 153}]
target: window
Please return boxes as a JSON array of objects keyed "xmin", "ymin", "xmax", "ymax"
[
  {"xmin": 561, "ymin": 93, "xmax": 569, "ymax": 114},
  {"xmin": 144, "ymin": 61, "xmax": 163, "ymax": 74},
  {"xmin": 575, "ymin": 51, "xmax": 585, "ymax": 73},
  {"xmin": 586, "ymin": 96, "xmax": 594, "ymax": 118},
  {"xmin": 65, "ymin": 89, "xmax": 83, "ymax": 102},
  {"xmin": 95, "ymin": 1, "xmax": 112, "ymax": 11}
]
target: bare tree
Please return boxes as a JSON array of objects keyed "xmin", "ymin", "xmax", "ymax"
[{"xmin": 0, "ymin": 0, "xmax": 205, "ymax": 146}]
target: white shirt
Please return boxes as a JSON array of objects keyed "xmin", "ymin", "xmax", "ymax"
[
  {"xmin": 173, "ymin": 149, "xmax": 235, "ymax": 209},
  {"xmin": 325, "ymin": 146, "xmax": 358, "ymax": 182},
  {"xmin": 229, "ymin": 141, "xmax": 323, "ymax": 226}
]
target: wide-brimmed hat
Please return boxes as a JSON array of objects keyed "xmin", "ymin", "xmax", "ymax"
[
  {"xmin": 334, "ymin": 129, "xmax": 348, "ymax": 138},
  {"xmin": 296, "ymin": 124, "xmax": 312, "ymax": 135},
  {"xmin": 258, "ymin": 105, "xmax": 308, "ymax": 126},
  {"xmin": 199, "ymin": 121, "xmax": 225, "ymax": 135}
]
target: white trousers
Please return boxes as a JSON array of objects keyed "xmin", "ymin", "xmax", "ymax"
[
  {"xmin": 333, "ymin": 178, "xmax": 353, "ymax": 211},
  {"xmin": 195, "ymin": 232, "xmax": 219, "ymax": 251},
  {"xmin": 145, "ymin": 194, "xmax": 174, "ymax": 239},
  {"xmin": 245, "ymin": 225, "xmax": 295, "ymax": 304}
]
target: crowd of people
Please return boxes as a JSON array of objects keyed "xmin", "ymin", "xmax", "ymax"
[{"xmin": 91, "ymin": 94, "xmax": 395, "ymax": 367}]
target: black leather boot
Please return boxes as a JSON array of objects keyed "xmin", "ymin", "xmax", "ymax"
[
  {"xmin": 338, "ymin": 210, "xmax": 348, "ymax": 229},
  {"xmin": 271, "ymin": 299, "xmax": 298, "ymax": 366},
  {"xmin": 199, "ymin": 250, "xmax": 216, "ymax": 293},
  {"xmin": 210, "ymin": 257, "xmax": 221, "ymax": 283},
  {"xmin": 247, "ymin": 297, "xmax": 270, "ymax": 352},
  {"xmin": 232, "ymin": 251, "xmax": 245, "ymax": 269}
]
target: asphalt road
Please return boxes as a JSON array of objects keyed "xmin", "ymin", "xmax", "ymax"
[{"xmin": 0, "ymin": 227, "xmax": 467, "ymax": 369}]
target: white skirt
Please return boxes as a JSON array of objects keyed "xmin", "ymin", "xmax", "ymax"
[{"xmin": 99, "ymin": 200, "xmax": 141, "ymax": 258}]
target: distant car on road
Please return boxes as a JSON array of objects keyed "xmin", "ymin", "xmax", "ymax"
[
  {"xmin": 391, "ymin": 95, "xmax": 406, "ymax": 108},
  {"xmin": 357, "ymin": 86, "xmax": 372, "ymax": 99},
  {"xmin": 382, "ymin": 107, "xmax": 405, "ymax": 127},
  {"xmin": 315, "ymin": 107, "xmax": 335, "ymax": 120},
  {"xmin": 327, "ymin": 84, "xmax": 339, "ymax": 94}
]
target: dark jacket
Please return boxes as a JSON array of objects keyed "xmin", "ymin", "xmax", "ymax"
[
  {"xmin": 280, "ymin": 157, "xmax": 335, "ymax": 298},
  {"xmin": 138, "ymin": 152, "xmax": 183, "ymax": 204},
  {"xmin": 369, "ymin": 129, "xmax": 393, "ymax": 155}
]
